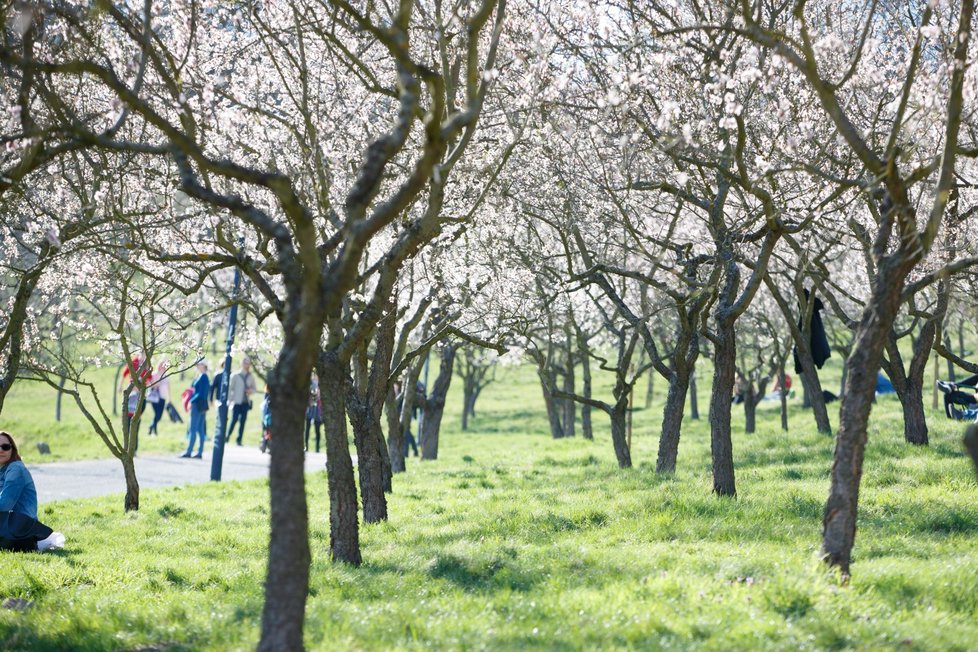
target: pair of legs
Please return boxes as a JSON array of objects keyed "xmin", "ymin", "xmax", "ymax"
[
  {"xmin": 183, "ymin": 405, "xmax": 207, "ymax": 457},
  {"xmin": 227, "ymin": 403, "xmax": 249, "ymax": 445},
  {"xmin": 404, "ymin": 429, "xmax": 418, "ymax": 457},
  {"xmin": 148, "ymin": 399, "xmax": 166, "ymax": 434},
  {"xmin": 305, "ymin": 417, "xmax": 322, "ymax": 452},
  {"xmin": 0, "ymin": 511, "xmax": 64, "ymax": 552}
]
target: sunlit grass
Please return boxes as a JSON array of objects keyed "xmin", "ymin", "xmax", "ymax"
[{"xmin": 1, "ymin": 363, "xmax": 976, "ymax": 650}]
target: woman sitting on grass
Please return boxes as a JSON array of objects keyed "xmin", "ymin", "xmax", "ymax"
[{"xmin": 0, "ymin": 431, "xmax": 64, "ymax": 552}]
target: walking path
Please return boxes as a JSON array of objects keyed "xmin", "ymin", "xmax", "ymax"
[{"xmin": 29, "ymin": 445, "xmax": 329, "ymax": 504}]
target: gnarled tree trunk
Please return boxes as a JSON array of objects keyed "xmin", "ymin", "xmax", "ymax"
[
  {"xmin": 655, "ymin": 367, "xmax": 691, "ymax": 473},
  {"xmin": 421, "ymin": 344, "xmax": 456, "ymax": 460},
  {"xmin": 710, "ymin": 321, "xmax": 737, "ymax": 497},
  {"xmin": 319, "ymin": 353, "xmax": 361, "ymax": 565}
]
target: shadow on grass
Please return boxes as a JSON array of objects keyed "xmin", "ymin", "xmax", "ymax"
[{"xmin": 426, "ymin": 552, "xmax": 537, "ymax": 593}]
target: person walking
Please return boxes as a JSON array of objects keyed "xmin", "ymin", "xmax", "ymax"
[
  {"xmin": 182, "ymin": 360, "xmax": 210, "ymax": 459},
  {"xmin": 147, "ymin": 362, "xmax": 170, "ymax": 436},
  {"xmin": 304, "ymin": 374, "xmax": 323, "ymax": 453},
  {"xmin": 227, "ymin": 357, "xmax": 258, "ymax": 445},
  {"xmin": 0, "ymin": 430, "xmax": 64, "ymax": 552}
]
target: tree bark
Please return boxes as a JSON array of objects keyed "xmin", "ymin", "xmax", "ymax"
[
  {"xmin": 123, "ymin": 457, "xmax": 139, "ymax": 512},
  {"xmin": 396, "ymin": 358, "xmax": 425, "ymax": 471},
  {"xmin": 347, "ymin": 398, "xmax": 389, "ymax": 523},
  {"xmin": 796, "ymin": 346, "xmax": 831, "ymax": 434},
  {"xmin": 743, "ymin": 384, "xmax": 757, "ymax": 435},
  {"xmin": 710, "ymin": 322, "xmax": 737, "ymax": 497},
  {"xmin": 655, "ymin": 367, "xmax": 690, "ymax": 473},
  {"xmin": 609, "ymin": 402, "xmax": 632, "ymax": 469},
  {"xmin": 536, "ymin": 361, "xmax": 564, "ymax": 439},
  {"xmin": 421, "ymin": 344, "xmax": 456, "ymax": 460},
  {"xmin": 822, "ymin": 232, "xmax": 922, "ymax": 575},
  {"xmin": 575, "ymin": 324, "xmax": 594, "ymax": 440},
  {"xmin": 645, "ymin": 366, "xmax": 655, "ymax": 409},
  {"xmin": 561, "ymin": 328, "xmax": 576, "ymax": 437},
  {"xmin": 261, "ymin": 346, "xmax": 317, "ymax": 652},
  {"xmin": 580, "ymin": 348, "xmax": 594, "ymax": 440},
  {"xmin": 688, "ymin": 368, "xmax": 699, "ymax": 420},
  {"xmin": 899, "ymin": 378, "xmax": 929, "ymax": 446},
  {"xmin": 318, "ymin": 353, "xmax": 361, "ymax": 566},
  {"xmin": 461, "ymin": 381, "xmax": 473, "ymax": 431}
]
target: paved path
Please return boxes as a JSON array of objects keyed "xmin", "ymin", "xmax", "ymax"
[{"xmin": 28, "ymin": 444, "xmax": 329, "ymax": 504}]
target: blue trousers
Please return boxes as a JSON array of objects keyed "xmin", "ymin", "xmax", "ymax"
[{"xmin": 185, "ymin": 405, "xmax": 207, "ymax": 455}]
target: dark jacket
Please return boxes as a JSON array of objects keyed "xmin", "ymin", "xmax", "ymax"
[{"xmin": 794, "ymin": 290, "xmax": 831, "ymax": 374}]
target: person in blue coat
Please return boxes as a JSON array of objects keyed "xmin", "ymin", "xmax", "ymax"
[
  {"xmin": 182, "ymin": 360, "xmax": 211, "ymax": 459},
  {"xmin": 0, "ymin": 431, "xmax": 64, "ymax": 551}
]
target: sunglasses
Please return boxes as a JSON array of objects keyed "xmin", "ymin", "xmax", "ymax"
[{"xmin": 0, "ymin": 443, "xmax": 12, "ymax": 451}]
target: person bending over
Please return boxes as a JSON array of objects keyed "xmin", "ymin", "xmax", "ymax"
[
  {"xmin": 937, "ymin": 375, "xmax": 978, "ymax": 420},
  {"xmin": 0, "ymin": 431, "xmax": 64, "ymax": 552}
]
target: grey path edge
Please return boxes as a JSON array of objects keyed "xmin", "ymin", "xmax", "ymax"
[{"xmin": 29, "ymin": 444, "xmax": 331, "ymax": 504}]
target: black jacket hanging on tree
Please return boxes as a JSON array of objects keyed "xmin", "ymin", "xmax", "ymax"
[{"xmin": 793, "ymin": 289, "xmax": 831, "ymax": 374}]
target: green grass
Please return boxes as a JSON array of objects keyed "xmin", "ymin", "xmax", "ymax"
[{"xmin": 1, "ymin": 363, "xmax": 977, "ymax": 650}]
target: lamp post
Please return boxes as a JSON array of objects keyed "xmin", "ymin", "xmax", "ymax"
[{"xmin": 210, "ymin": 257, "xmax": 243, "ymax": 481}]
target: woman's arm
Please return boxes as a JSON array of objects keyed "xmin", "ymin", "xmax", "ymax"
[{"xmin": 0, "ymin": 463, "xmax": 27, "ymax": 512}]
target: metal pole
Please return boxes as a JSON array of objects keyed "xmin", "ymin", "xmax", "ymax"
[{"xmin": 210, "ymin": 262, "xmax": 242, "ymax": 481}]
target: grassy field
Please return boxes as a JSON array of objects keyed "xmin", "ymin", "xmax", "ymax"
[{"xmin": 1, "ymin": 362, "xmax": 977, "ymax": 650}]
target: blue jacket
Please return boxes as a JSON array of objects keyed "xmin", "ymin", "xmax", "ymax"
[
  {"xmin": 190, "ymin": 373, "xmax": 211, "ymax": 411},
  {"xmin": 0, "ymin": 460, "xmax": 38, "ymax": 519}
]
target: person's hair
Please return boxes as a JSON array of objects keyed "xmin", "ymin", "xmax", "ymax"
[{"xmin": 0, "ymin": 431, "xmax": 22, "ymax": 463}]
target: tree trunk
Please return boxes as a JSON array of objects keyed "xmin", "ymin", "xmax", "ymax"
[
  {"xmin": 709, "ymin": 322, "xmax": 737, "ymax": 497},
  {"xmin": 743, "ymin": 384, "xmax": 757, "ymax": 434},
  {"xmin": 56, "ymin": 375, "xmax": 66, "ymax": 422},
  {"xmin": 536, "ymin": 362, "xmax": 564, "ymax": 439},
  {"xmin": 645, "ymin": 366, "xmax": 655, "ymax": 409},
  {"xmin": 375, "ymin": 420, "xmax": 393, "ymax": 493},
  {"xmin": 609, "ymin": 402, "xmax": 632, "ymax": 469},
  {"xmin": 580, "ymin": 347, "xmax": 593, "ymax": 440},
  {"xmin": 796, "ymin": 345, "xmax": 831, "ymax": 434},
  {"xmin": 575, "ymin": 324, "xmax": 594, "ymax": 440},
  {"xmin": 421, "ymin": 344, "xmax": 456, "ymax": 460},
  {"xmin": 260, "ymin": 353, "xmax": 316, "ymax": 652},
  {"xmin": 461, "ymin": 380, "xmax": 473, "ymax": 431},
  {"xmin": 562, "ymin": 330, "xmax": 576, "ymax": 437},
  {"xmin": 348, "ymin": 400, "xmax": 388, "ymax": 523},
  {"xmin": 900, "ymin": 379, "xmax": 929, "ymax": 446},
  {"xmin": 822, "ymin": 242, "xmax": 920, "ymax": 576},
  {"xmin": 688, "ymin": 368, "xmax": 699, "ymax": 420},
  {"xmin": 655, "ymin": 368, "xmax": 690, "ymax": 473},
  {"xmin": 779, "ymin": 368, "xmax": 789, "ymax": 432},
  {"xmin": 123, "ymin": 457, "xmax": 139, "ymax": 512},
  {"xmin": 319, "ymin": 353, "xmax": 361, "ymax": 565},
  {"xmin": 397, "ymin": 358, "xmax": 426, "ymax": 467},
  {"xmin": 385, "ymin": 386, "xmax": 405, "ymax": 473}
]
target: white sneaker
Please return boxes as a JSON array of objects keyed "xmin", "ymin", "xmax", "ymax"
[{"xmin": 37, "ymin": 532, "xmax": 65, "ymax": 552}]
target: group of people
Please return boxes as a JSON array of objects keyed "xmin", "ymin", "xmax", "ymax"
[
  {"xmin": 117, "ymin": 354, "xmax": 260, "ymax": 459},
  {"xmin": 180, "ymin": 357, "xmax": 259, "ymax": 458}
]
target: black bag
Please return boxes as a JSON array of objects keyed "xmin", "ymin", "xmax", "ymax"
[{"xmin": 166, "ymin": 402, "xmax": 184, "ymax": 424}]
